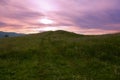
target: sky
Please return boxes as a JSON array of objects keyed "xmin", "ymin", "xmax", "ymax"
[{"xmin": 0, "ymin": 0, "xmax": 120, "ymax": 35}]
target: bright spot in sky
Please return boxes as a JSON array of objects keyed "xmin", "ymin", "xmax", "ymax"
[{"xmin": 39, "ymin": 18, "xmax": 55, "ymax": 24}]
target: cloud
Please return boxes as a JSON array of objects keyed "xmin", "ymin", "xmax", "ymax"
[
  {"xmin": 46, "ymin": 0, "xmax": 120, "ymax": 31},
  {"xmin": 0, "ymin": 0, "xmax": 120, "ymax": 34},
  {"xmin": 0, "ymin": 22, "xmax": 8, "ymax": 27},
  {"xmin": 0, "ymin": 21, "xmax": 23, "ymax": 28},
  {"xmin": 0, "ymin": 0, "xmax": 8, "ymax": 5},
  {"xmin": 8, "ymin": 10, "xmax": 44, "ymax": 20},
  {"xmin": 0, "ymin": 0, "xmax": 45, "ymax": 32}
]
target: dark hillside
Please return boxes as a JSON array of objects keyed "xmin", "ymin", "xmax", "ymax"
[{"xmin": 0, "ymin": 30, "xmax": 120, "ymax": 80}]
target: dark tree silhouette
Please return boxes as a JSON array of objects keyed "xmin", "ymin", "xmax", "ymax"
[{"xmin": 5, "ymin": 34, "xmax": 9, "ymax": 37}]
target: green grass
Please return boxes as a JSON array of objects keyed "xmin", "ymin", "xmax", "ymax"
[{"xmin": 0, "ymin": 30, "xmax": 120, "ymax": 80}]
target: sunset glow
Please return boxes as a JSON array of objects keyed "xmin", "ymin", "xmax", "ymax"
[
  {"xmin": 0, "ymin": 0, "xmax": 120, "ymax": 34},
  {"xmin": 39, "ymin": 18, "xmax": 54, "ymax": 24}
]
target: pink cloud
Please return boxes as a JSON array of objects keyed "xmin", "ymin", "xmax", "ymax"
[{"xmin": 0, "ymin": 0, "xmax": 120, "ymax": 34}]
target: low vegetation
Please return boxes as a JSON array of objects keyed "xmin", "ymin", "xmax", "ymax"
[{"xmin": 0, "ymin": 30, "xmax": 120, "ymax": 80}]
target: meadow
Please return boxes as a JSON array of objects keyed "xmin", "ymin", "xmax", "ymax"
[{"xmin": 0, "ymin": 30, "xmax": 120, "ymax": 80}]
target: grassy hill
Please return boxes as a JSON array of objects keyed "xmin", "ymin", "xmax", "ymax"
[{"xmin": 0, "ymin": 30, "xmax": 120, "ymax": 80}]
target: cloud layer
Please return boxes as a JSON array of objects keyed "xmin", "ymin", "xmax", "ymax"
[{"xmin": 0, "ymin": 0, "xmax": 120, "ymax": 34}]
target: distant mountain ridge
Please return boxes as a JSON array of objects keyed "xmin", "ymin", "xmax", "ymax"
[{"xmin": 0, "ymin": 31, "xmax": 24, "ymax": 38}]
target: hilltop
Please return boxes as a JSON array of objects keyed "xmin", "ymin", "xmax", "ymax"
[{"xmin": 0, "ymin": 30, "xmax": 120, "ymax": 80}]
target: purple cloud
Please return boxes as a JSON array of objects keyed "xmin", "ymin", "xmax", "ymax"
[
  {"xmin": 0, "ymin": 22, "xmax": 8, "ymax": 27},
  {"xmin": 0, "ymin": 21, "xmax": 23, "ymax": 28},
  {"xmin": 47, "ymin": 0, "xmax": 120, "ymax": 31},
  {"xmin": 0, "ymin": 0, "xmax": 120, "ymax": 34},
  {"xmin": 0, "ymin": 0, "xmax": 8, "ymax": 5}
]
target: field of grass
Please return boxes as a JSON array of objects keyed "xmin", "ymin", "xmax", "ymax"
[{"xmin": 0, "ymin": 30, "xmax": 120, "ymax": 80}]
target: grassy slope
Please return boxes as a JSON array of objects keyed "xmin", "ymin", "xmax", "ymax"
[{"xmin": 0, "ymin": 30, "xmax": 120, "ymax": 80}]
